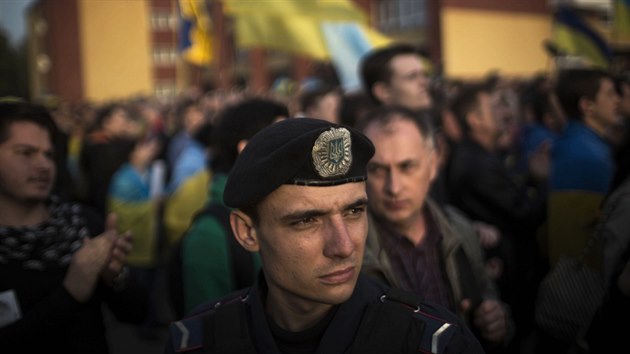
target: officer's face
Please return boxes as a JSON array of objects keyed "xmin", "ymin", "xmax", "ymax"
[{"xmin": 252, "ymin": 182, "xmax": 368, "ymax": 313}]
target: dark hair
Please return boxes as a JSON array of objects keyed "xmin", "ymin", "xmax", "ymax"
[
  {"xmin": 173, "ymin": 98, "xmax": 199, "ymax": 132},
  {"xmin": 240, "ymin": 204, "xmax": 259, "ymax": 226},
  {"xmin": 211, "ymin": 98, "xmax": 289, "ymax": 173},
  {"xmin": 555, "ymin": 68, "xmax": 612, "ymax": 120},
  {"xmin": 299, "ymin": 85, "xmax": 339, "ymax": 113},
  {"xmin": 175, "ymin": 98, "xmax": 198, "ymax": 120},
  {"xmin": 339, "ymin": 91, "xmax": 377, "ymax": 128},
  {"xmin": 519, "ymin": 75, "xmax": 550, "ymax": 125},
  {"xmin": 0, "ymin": 100, "xmax": 58, "ymax": 144},
  {"xmin": 359, "ymin": 43, "xmax": 421, "ymax": 105},
  {"xmin": 93, "ymin": 103, "xmax": 124, "ymax": 129},
  {"xmin": 193, "ymin": 120, "xmax": 214, "ymax": 148},
  {"xmin": 355, "ymin": 105, "xmax": 435, "ymax": 146},
  {"xmin": 449, "ymin": 83, "xmax": 491, "ymax": 134}
]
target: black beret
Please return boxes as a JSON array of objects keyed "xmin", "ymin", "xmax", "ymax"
[{"xmin": 223, "ymin": 118, "xmax": 375, "ymax": 208}]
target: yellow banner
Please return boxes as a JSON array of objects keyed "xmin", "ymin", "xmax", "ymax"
[{"xmin": 224, "ymin": 0, "xmax": 366, "ymax": 22}]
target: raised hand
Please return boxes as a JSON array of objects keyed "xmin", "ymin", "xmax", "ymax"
[
  {"xmin": 63, "ymin": 214, "xmax": 118, "ymax": 302},
  {"xmin": 100, "ymin": 213, "xmax": 133, "ymax": 289}
]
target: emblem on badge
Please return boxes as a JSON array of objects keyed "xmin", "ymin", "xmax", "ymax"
[{"xmin": 312, "ymin": 127, "xmax": 352, "ymax": 178}]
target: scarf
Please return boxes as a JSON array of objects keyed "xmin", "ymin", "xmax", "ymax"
[{"xmin": 0, "ymin": 198, "xmax": 91, "ymax": 270}]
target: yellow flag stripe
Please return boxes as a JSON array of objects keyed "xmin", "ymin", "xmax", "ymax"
[
  {"xmin": 224, "ymin": 0, "xmax": 366, "ymax": 23},
  {"xmin": 554, "ymin": 24, "xmax": 609, "ymax": 68}
]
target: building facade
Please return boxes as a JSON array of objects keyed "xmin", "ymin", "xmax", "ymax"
[{"xmin": 26, "ymin": 0, "xmax": 624, "ymax": 103}]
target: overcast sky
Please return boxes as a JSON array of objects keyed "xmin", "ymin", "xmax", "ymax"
[{"xmin": 0, "ymin": 0, "xmax": 36, "ymax": 46}]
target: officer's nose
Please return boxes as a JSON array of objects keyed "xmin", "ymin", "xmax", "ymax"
[{"xmin": 323, "ymin": 216, "xmax": 354, "ymax": 259}]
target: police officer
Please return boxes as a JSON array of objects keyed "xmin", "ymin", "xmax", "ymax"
[{"xmin": 165, "ymin": 118, "xmax": 484, "ymax": 354}]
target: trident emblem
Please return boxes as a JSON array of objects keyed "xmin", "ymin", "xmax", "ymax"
[{"xmin": 312, "ymin": 127, "xmax": 352, "ymax": 178}]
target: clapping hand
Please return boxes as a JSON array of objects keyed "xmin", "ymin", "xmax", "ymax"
[{"xmin": 63, "ymin": 214, "xmax": 132, "ymax": 302}]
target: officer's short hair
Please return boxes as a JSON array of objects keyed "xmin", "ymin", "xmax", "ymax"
[{"xmin": 224, "ymin": 118, "xmax": 375, "ymax": 214}]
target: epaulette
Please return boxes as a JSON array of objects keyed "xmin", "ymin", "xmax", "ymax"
[
  {"xmin": 170, "ymin": 315, "xmax": 204, "ymax": 353},
  {"xmin": 379, "ymin": 288, "xmax": 472, "ymax": 354},
  {"xmin": 170, "ymin": 290, "xmax": 250, "ymax": 353}
]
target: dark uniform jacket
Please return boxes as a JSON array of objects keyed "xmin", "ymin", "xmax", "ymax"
[{"xmin": 165, "ymin": 273, "xmax": 484, "ymax": 354}]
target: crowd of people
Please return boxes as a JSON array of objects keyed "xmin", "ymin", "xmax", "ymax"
[{"xmin": 1, "ymin": 42, "xmax": 629, "ymax": 354}]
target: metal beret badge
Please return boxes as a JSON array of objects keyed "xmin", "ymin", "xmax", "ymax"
[{"xmin": 312, "ymin": 127, "xmax": 352, "ymax": 178}]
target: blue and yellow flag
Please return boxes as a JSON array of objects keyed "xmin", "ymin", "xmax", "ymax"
[
  {"xmin": 223, "ymin": 0, "xmax": 391, "ymax": 61},
  {"xmin": 223, "ymin": 0, "xmax": 392, "ymax": 90},
  {"xmin": 224, "ymin": 0, "xmax": 366, "ymax": 22},
  {"xmin": 552, "ymin": 6, "xmax": 612, "ymax": 69},
  {"xmin": 614, "ymin": 0, "xmax": 630, "ymax": 38},
  {"xmin": 178, "ymin": 0, "xmax": 212, "ymax": 65},
  {"xmin": 108, "ymin": 164, "xmax": 159, "ymax": 267},
  {"xmin": 321, "ymin": 22, "xmax": 391, "ymax": 91}
]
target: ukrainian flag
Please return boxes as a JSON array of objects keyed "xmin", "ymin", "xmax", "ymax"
[
  {"xmin": 614, "ymin": 0, "xmax": 630, "ymax": 38},
  {"xmin": 223, "ymin": 0, "xmax": 392, "ymax": 90},
  {"xmin": 223, "ymin": 0, "xmax": 391, "ymax": 61},
  {"xmin": 321, "ymin": 22, "xmax": 391, "ymax": 91},
  {"xmin": 108, "ymin": 164, "xmax": 159, "ymax": 267},
  {"xmin": 178, "ymin": 0, "xmax": 212, "ymax": 65},
  {"xmin": 552, "ymin": 6, "xmax": 612, "ymax": 69}
]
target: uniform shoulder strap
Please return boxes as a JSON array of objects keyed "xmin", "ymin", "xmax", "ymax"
[
  {"xmin": 170, "ymin": 314, "xmax": 205, "ymax": 353},
  {"xmin": 169, "ymin": 291, "xmax": 255, "ymax": 353},
  {"xmin": 352, "ymin": 288, "xmax": 475, "ymax": 354}
]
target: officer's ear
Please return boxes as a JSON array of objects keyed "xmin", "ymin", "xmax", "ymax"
[{"xmin": 230, "ymin": 210, "xmax": 260, "ymax": 252}]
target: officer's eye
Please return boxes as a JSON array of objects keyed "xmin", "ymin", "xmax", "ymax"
[
  {"xmin": 291, "ymin": 217, "xmax": 317, "ymax": 227},
  {"xmin": 348, "ymin": 206, "xmax": 365, "ymax": 216}
]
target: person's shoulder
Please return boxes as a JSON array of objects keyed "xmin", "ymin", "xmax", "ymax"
[
  {"xmin": 450, "ymin": 141, "xmax": 490, "ymax": 170},
  {"xmin": 378, "ymin": 287, "xmax": 485, "ymax": 354}
]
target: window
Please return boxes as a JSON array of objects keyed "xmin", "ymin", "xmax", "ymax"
[
  {"xmin": 155, "ymin": 82, "xmax": 177, "ymax": 98},
  {"xmin": 152, "ymin": 47, "xmax": 178, "ymax": 65},
  {"xmin": 151, "ymin": 11, "xmax": 176, "ymax": 31},
  {"xmin": 378, "ymin": 0, "xmax": 426, "ymax": 32}
]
